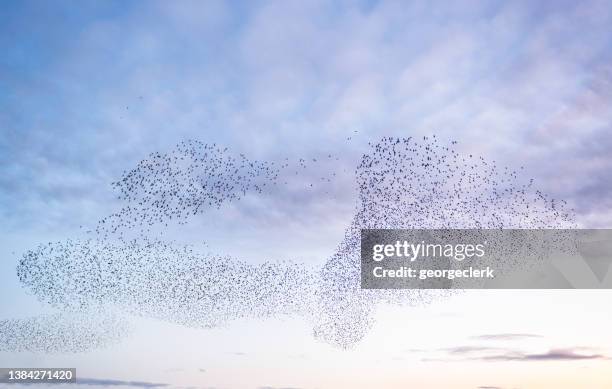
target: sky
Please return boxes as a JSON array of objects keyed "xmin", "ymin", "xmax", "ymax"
[{"xmin": 2, "ymin": 0, "xmax": 612, "ymax": 388}]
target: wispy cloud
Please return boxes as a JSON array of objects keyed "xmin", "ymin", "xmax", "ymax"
[
  {"xmin": 425, "ymin": 346, "xmax": 608, "ymax": 363},
  {"xmin": 470, "ymin": 333, "xmax": 543, "ymax": 341},
  {"xmin": 77, "ymin": 377, "xmax": 168, "ymax": 387},
  {"xmin": 3, "ymin": 0, "xmax": 612, "ymax": 234},
  {"xmin": 257, "ymin": 387, "xmax": 303, "ymax": 389},
  {"xmin": 441, "ymin": 346, "xmax": 512, "ymax": 355},
  {"xmin": 480, "ymin": 348, "xmax": 606, "ymax": 362}
]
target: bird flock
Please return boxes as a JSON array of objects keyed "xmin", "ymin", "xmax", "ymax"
[
  {"xmin": 313, "ymin": 135, "xmax": 575, "ymax": 347},
  {"xmin": 0, "ymin": 312, "xmax": 129, "ymax": 353},
  {"xmin": 2, "ymin": 135, "xmax": 576, "ymax": 353},
  {"xmin": 17, "ymin": 237, "xmax": 314, "ymax": 328},
  {"xmin": 97, "ymin": 140, "xmax": 280, "ymax": 236}
]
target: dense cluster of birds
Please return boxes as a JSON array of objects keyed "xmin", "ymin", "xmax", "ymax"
[
  {"xmin": 17, "ymin": 237, "xmax": 314, "ymax": 328},
  {"xmin": 313, "ymin": 135, "xmax": 575, "ymax": 347},
  {"xmin": 97, "ymin": 140, "xmax": 280, "ymax": 236},
  {"xmin": 0, "ymin": 312, "xmax": 129, "ymax": 353},
  {"xmin": 4, "ymin": 135, "xmax": 576, "ymax": 352}
]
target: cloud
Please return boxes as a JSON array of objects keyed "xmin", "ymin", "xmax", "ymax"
[
  {"xmin": 77, "ymin": 377, "xmax": 168, "ymax": 387},
  {"xmin": 480, "ymin": 348, "xmax": 606, "ymax": 362},
  {"xmin": 257, "ymin": 387, "xmax": 303, "ymax": 389},
  {"xmin": 163, "ymin": 368, "xmax": 184, "ymax": 373},
  {"xmin": 404, "ymin": 348, "xmax": 427, "ymax": 353},
  {"xmin": 3, "ymin": 0, "xmax": 612, "ymax": 236},
  {"xmin": 470, "ymin": 333, "xmax": 542, "ymax": 341},
  {"xmin": 435, "ymin": 346, "xmax": 608, "ymax": 363},
  {"xmin": 441, "ymin": 346, "xmax": 510, "ymax": 355},
  {"xmin": 424, "ymin": 344, "xmax": 609, "ymax": 364}
]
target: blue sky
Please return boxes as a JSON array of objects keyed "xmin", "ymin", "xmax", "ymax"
[
  {"xmin": 2, "ymin": 1, "xmax": 612, "ymax": 388},
  {"xmin": 2, "ymin": 0, "xmax": 612, "ymax": 234}
]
